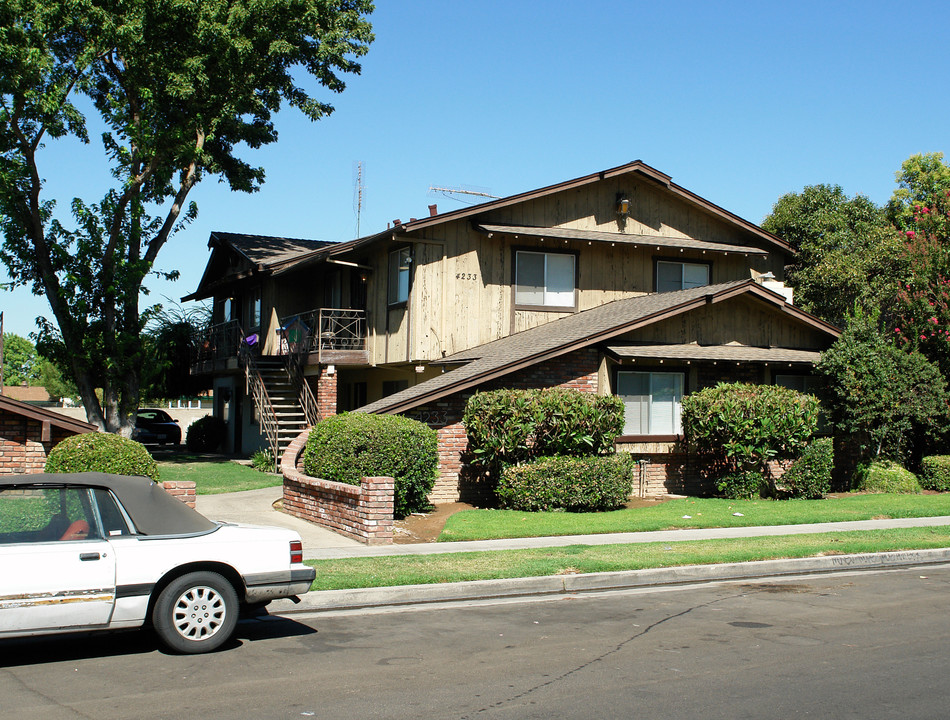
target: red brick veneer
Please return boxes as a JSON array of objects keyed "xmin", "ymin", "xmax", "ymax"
[{"xmin": 280, "ymin": 429, "xmax": 394, "ymax": 545}]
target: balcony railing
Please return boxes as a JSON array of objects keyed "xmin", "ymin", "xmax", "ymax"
[
  {"xmin": 195, "ymin": 320, "xmax": 248, "ymax": 362},
  {"xmin": 278, "ymin": 308, "xmax": 366, "ymax": 356}
]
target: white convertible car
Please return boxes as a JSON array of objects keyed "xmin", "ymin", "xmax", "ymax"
[{"xmin": 0, "ymin": 472, "xmax": 315, "ymax": 654}]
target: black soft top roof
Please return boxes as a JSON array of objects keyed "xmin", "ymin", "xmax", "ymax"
[{"xmin": 0, "ymin": 472, "xmax": 217, "ymax": 535}]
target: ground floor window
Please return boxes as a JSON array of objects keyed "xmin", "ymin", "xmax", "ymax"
[{"xmin": 617, "ymin": 370, "xmax": 684, "ymax": 435}]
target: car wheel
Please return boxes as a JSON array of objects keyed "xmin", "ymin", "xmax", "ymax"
[{"xmin": 153, "ymin": 571, "xmax": 239, "ymax": 654}]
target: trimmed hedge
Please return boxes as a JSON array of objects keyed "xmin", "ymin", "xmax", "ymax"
[
  {"xmin": 496, "ymin": 454, "xmax": 634, "ymax": 512},
  {"xmin": 779, "ymin": 438, "xmax": 834, "ymax": 499},
  {"xmin": 682, "ymin": 382, "xmax": 820, "ymax": 498},
  {"xmin": 920, "ymin": 455, "xmax": 950, "ymax": 492},
  {"xmin": 45, "ymin": 433, "xmax": 159, "ymax": 480},
  {"xmin": 854, "ymin": 460, "xmax": 921, "ymax": 494},
  {"xmin": 463, "ymin": 388, "xmax": 624, "ymax": 477},
  {"xmin": 302, "ymin": 413, "xmax": 437, "ymax": 518},
  {"xmin": 186, "ymin": 415, "xmax": 226, "ymax": 452}
]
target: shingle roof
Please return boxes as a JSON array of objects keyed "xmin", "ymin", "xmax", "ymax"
[
  {"xmin": 210, "ymin": 231, "xmax": 337, "ymax": 269},
  {"xmin": 358, "ymin": 280, "xmax": 836, "ymax": 415}
]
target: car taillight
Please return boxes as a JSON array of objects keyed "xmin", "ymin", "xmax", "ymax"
[{"xmin": 290, "ymin": 540, "xmax": 303, "ymax": 564}]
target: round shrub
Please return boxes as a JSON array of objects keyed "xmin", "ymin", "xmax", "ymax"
[
  {"xmin": 920, "ymin": 455, "xmax": 950, "ymax": 492},
  {"xmin": 45, "ymin": 432, "xmax": 159, "ymax": 480},
  {"xmin": 780, "ymin": 438, "xmax": 834, "ymax": 499},
  {"xmin": 497, "ymin": 454, "xmax": 634, "ymax": 512},
  {"xmin": 302, "ymin": 413, "xmax": 438, "ymax": 518},
  {"xmin": 854, "ymin": 460, "xmax": 921, "ymax": 494},
  {"xmin": 186, "ymin": 415, "xmax": 226, "ymax": 452}
]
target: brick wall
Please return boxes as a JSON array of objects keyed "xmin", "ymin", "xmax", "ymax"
[
  {"xmin": 162, "ymin": 481, "xmax": 197, "ymax": 508},
  {"xmin": 279, "ymin": 429, "xmax": 394, "ymax": 544},
  {"xmin": 0, "ymin": 411, "xmax": 77, "ymax": 474}
]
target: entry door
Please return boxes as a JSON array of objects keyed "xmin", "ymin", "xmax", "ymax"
[{"xmin": 0, "ymin": 487, "xmax": 117, "ymax": 634}]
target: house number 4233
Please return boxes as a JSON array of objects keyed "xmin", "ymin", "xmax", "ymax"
[{"xmin": 455, "ymin": 273, "xmax": 477, "ymax": 280}]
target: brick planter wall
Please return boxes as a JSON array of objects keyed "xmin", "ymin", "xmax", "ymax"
[
  {"xmin": 280, "ymin": 429, "xmax": 394, "ymax": 545},
  {"xmin": 162, "ymin": 481, "xmax": 197, "ymax": 508}
]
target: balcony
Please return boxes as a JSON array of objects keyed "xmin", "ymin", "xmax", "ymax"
[{"xmin": 278, "ymin": 308, "xmax": 368, "ymax": 365}]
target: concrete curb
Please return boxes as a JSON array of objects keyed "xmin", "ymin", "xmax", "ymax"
[{"xmin": 271, "ymin": 547, "xmax": 950, "ymax": 614}]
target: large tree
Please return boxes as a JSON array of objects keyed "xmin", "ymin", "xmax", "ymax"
[
  {"xmin": 761, "ymin": 184, "xmax": 899, "ymax": 326},
  {"xmin": 0, "ymin": 0, "xmax": 373, "ymax": 433}
]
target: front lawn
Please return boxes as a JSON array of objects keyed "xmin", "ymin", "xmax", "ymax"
[
  {"xmin": 157, "ymin": 455, "xmax": 281, "ymax": 494},
  {"xmin": 307, "ymin": 526, "xmax": 950, "ymax": 591},
  {"xmin": 438, "ymin": 494, "xmax": 950, "ymax": 541}
]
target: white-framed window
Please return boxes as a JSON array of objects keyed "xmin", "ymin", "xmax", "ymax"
[
  {"xmin": 515, "ymin": 250, "xmax": 576, "ymax": 308},
  {"xmin": 617, "ymin": 370, "xmax": 684, "ymax": 435},
  {"xmin": 388, "ymin": 247, "xmax": 411, "ymax": 305},
  {"xmin": 656, "ymin": 260, "xmax": 709, "ymax": 293}
]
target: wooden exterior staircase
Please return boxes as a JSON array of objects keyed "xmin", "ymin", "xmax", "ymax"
[{"xmin": 239, "ymin": 351, "xmax": 320, "ymax": 466}]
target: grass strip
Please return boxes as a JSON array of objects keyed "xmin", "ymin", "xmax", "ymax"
[
  {"xmin": 306, "ymin": 526, "xmax": 950, "ymax": 591},
  {"xmin": 157, "ymin": 455, "xmax": 281, "ymax": 494},
  {"xmin": 439, "ymin": 494, "xmax": 950, "ymax": 541}
]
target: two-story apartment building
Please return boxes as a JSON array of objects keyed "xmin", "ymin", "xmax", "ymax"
[{"xmin": 185, "ymin": 160, "xmax": 839, "ymax": 501}]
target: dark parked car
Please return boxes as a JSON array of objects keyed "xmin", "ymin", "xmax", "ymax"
[{"xmin": 132, "ymin": 409, "xmax": 181, "ymax": 446}]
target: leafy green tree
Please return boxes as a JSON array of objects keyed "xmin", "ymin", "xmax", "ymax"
[
  {"xmin": 1, "ymin": 332, "xmax": 40, "ymax": 386},
  {"xmin": 762, "ymin": 184, "xmax": 899, "ymax": 326},
  {"xmin": 887, "ymin": 152, "xmax": 950, "ymax": 237},
  {"xmin": 0, "ymin": 0, "xmax": 373, "ymax": 434},
  {"xmin": 816, "ymin": 309, "xmax": 949, "ymax": 468}
]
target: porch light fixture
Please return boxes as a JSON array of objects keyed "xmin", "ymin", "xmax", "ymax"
[{"xmin": 616, "ymin": 194, "xmax": 631, "ymax": 217}]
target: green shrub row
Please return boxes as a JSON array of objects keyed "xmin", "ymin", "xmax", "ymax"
[
  {"xmin": 920, "ymin": 456, "xmax": 950, "ymax": 492},
  {"xmin": 45, "ymin": 433, "xmax": 159, "ymax": 480},
  {"xmin": 463, "ymin": 388, "xmax": 624, "ymax": 476},
  {"xmin": 496, "ymin": 454, "xmax": 634, "ymax": 512},
  {"xmin": 303, "ymin": 413, "xmax": 437, "ymax": 518}
]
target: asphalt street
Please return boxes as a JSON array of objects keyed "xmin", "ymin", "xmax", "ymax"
[{"xmin": 3, "ymin": 564, "xmax": 950, "ymax": 719}]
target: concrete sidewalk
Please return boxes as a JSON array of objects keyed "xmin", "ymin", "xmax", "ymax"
[{"xmin": 197, "ymin": 487, "xmax": 950, "ymax": 614}]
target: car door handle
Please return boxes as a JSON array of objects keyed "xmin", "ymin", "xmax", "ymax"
[{"xmin": 79, "ymin": 552, "xmax": 101, "ymax": 561}]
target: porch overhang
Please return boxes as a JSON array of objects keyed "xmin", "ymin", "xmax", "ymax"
[
  {"xmin": 475, "ymin": 224, "xmax": 770, "ymax": 257},
  {"xmin": 605, "ymin": 343, "xmax": 822, "ymax": 365}
]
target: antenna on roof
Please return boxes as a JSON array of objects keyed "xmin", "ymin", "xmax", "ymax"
[
  {"xmin": 353, "ymin": 161, "xmax": 366, "ymax": 237},
  {"xmin": 427, "ymin": 184, "xmax": 499, "ymax": 206}
]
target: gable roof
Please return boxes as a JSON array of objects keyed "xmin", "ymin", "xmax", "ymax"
[
  {"xmin": 183, "ymin": 231, "xmax": 338, "ymax": 301},
  {"xmin": 265, "ymin": 160, "xmax": 793, "ymax": 277},
  {"xmin": 357, "ymin": 280, "xmax": 839, "ymax": 416},
  {"xmin": 0, "ymin": 395, "xmax": 98, "ymax": 435}
]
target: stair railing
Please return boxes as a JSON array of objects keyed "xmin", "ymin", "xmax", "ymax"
[{"xmin": 238, "ymin": 340, "xmax": 280, "ymax": 468}]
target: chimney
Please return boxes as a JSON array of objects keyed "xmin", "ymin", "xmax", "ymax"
[{"xmin": 428, "ymin": 203, "xmax": 438, "ymax": 217}]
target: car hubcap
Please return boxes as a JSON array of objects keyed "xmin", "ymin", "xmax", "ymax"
[{"xmin": 172, "ymin": 585, "xmax": 226, "ymax": 641}]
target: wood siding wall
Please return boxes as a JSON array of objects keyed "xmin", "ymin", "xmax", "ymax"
[{"xmin": 365, "ymin": 174, "xmax": 787, "ymax": 366}]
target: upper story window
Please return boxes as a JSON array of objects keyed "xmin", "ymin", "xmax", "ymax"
[
  {"xmin": 656, "ymin": 260, "xmax": 709, "ymax": 293},
  {"xmin": 515, "ymin": 250, "xmax": 576, "ymax": 309},
  {"xmin": 617, "ymin": 370, "xmax": 684, "ymax": 436},
  {"xmin": 246, "ymin": 288, "xmax": 262, "ymax": 331},
  {"xmin": 388, "ymin": 247, "xmax": 411, "ymax": 306}
]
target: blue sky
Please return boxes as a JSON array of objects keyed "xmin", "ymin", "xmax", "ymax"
[{"xmin": 3, "ymin": 0, "xmax": 948, "ymax": 338}]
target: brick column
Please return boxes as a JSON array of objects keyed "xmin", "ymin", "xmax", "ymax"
[{"xmin": 316, "ymin": 366, "xmax": 338, "ymax": 418}]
